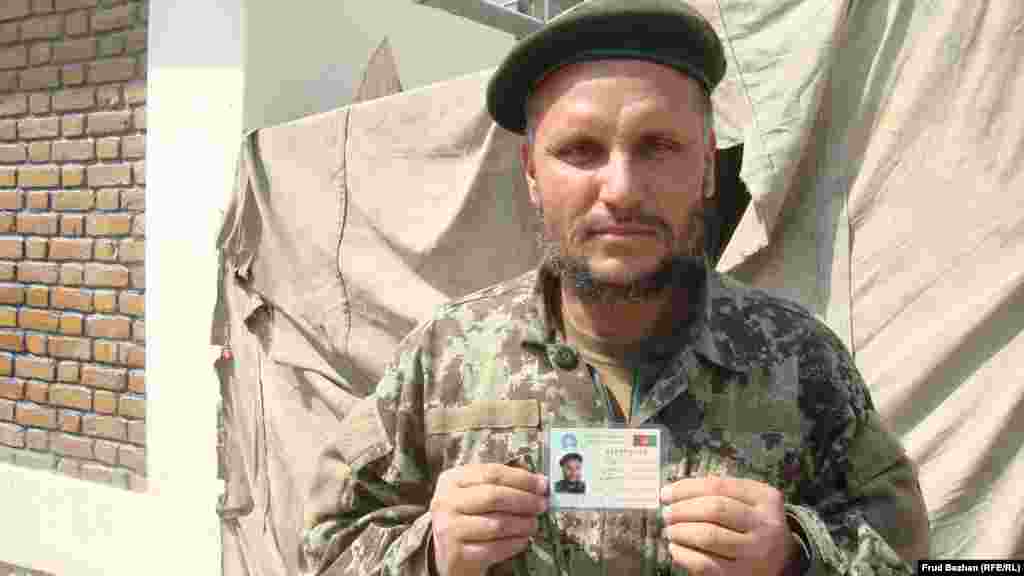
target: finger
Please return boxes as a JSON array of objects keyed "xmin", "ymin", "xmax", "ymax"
[
  {"xmin": 660, "ymin": 475, "xmax": 778, "ymax": 507},
  {"xmin": 450, "ymin": 483, "xmax": 548, "ymax": 516},
  {"xmin": 667, "ymin": 542, "xmax": 732, "ymax": 576},
  {"xmin": 451, "ymin": 513, "xmax": 539, "ymax": 543},
  {"xmin": 663, "ymin": 522, "xmax": 752, "ymax": 561},
  {"xmin": 459, "ymin": 536, "xmax": 531, "ymax": 566},
  {"xmin": 662, "ymin": 495, "xmax": 757, "ymax": 532},
  {"xmin": 450, "ymin": 463, "xmax": 548, "ymax": 496}
]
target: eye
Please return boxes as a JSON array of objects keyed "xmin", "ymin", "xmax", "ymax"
[
  {"xmin": 635, "ymin": 135, "xmax": 681, "ymax": 159},
  {"xmin": 550, "ymin": 139, "xmax": 604, "ymax": 167}
]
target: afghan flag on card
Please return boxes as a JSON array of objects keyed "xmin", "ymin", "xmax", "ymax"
[{"xmin": 633, "ymin": 433, "xmax": 657, "ymax": 447}]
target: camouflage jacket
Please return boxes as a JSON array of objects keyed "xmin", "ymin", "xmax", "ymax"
[{"xmin": 301, "ymin": 267, "xmax": 929, "ymax": 575}]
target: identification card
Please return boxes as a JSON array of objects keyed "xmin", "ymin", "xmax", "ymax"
[{"xmin": 546, "ymin": 427, "xmax": 662, "ymax": 510}]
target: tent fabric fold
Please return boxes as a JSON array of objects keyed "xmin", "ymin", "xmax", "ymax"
[{"xmin": 213, "ymin": 1, "xmax": 1024, "ymax": 572}]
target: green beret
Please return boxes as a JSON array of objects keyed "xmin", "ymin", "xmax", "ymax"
[{"xmin": 487, "ymin": 0, "xmax": 727, "ymax": 135}]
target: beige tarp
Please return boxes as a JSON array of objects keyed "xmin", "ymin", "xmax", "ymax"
[{"xmin": 213, "ymin": 1, "xmax": 1024, "ymax": 573}]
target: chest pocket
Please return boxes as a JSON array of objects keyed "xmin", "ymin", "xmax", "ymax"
[
  {"xmin": 686, "ymin": 357, "xmax": 807, "ymax": 488},
  {"xmin": 425, "ymin": 399, "xmax": 543, "ymax": 474}
]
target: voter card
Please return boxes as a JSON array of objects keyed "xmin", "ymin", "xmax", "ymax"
[{"xmin": 546, "ymin": 427, "xmax": 662, "ymax": 510}]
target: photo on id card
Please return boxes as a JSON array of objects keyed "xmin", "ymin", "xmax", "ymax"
[{"xmin": 546, "ymin": 426, "xmax": 664, "ymax": 510}]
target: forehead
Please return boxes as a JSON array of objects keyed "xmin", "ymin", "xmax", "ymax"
[{"xmin": 527, "ymin": 59, "xmax": 704, "ymax": 127}]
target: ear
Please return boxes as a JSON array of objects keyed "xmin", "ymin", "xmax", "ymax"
[{"xmin": 521, "ymin": 139, "xmax": 540, "ymax": 207}]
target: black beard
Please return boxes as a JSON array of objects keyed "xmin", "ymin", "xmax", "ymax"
[{"xmin": 536, "ymin": 208, "xmax": 708, "ymax": 304}]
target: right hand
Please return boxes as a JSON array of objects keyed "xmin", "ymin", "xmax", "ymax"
[{"xmin": 430, "ymin": 463, "xmax": 549, "ymax": 576}]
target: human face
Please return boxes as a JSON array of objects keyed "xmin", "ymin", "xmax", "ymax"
[
  {"xmin": 561, "ymin": 458, "xmax": 582, "ymax": 482},
  {"xmin": 522, "ymin": 60, "xmax": 714, "ymax": 300}
]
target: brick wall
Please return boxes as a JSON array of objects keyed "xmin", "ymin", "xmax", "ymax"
[{"xmin": 0, "ymin": 0, "xmax": 146, "ymax": 492}]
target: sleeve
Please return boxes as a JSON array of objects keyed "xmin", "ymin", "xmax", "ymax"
[
  {"xmin": 789, "ymin": 329, "xmax": 931, "ymax": 576},
  {"xmin": 300, "ymin": 322, "xmax": 438, "ymax": 576}
]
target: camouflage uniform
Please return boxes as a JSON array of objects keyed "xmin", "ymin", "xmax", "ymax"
[{"xmin": 301, "ymin": 265, "xmax": 928, "ymax": 575}]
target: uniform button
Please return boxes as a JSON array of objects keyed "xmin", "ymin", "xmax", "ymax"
[{"xmin": 549, "ymin": 345, "xmax": 579, "ymax": 371}]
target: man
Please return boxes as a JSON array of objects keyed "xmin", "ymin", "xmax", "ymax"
[
  {"xmin": 301, "ymin": 1, "xmax": 930, "ymax": 575},
  {"xmin": 554, "ymin": 453, "xmax": 586, "ymax": 494}
]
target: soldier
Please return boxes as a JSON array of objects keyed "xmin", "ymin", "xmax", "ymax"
[
  {"xmin": 301, "ymin": 1, "xmax": 931, "ymax": 575},
  {"xmin": 554, "ymin": 453, "xmax": 586, "ymax": 494}
]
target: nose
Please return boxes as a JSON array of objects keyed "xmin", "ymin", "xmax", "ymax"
[{"xmin": 596, "ymin": 150, "xmax": 643, "ymax": 212}]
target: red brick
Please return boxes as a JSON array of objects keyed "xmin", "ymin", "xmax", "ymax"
[
  {"xmin": 94, "ymin": 437, "xmax": 117, "ymax": 463},
  {"xmin": 27, "ymin": 141, "xmax": 50, "ymax": 164},
  {"xmin": 0, "ymin": 190, "xmax": 20, "ymax": 209},
  {"xmin": 0, "ymin": 94, "xmax": 27, "ymax": 117},
  {"xmin": 82, "ymin": 413, "xmax": 124, "ymax": 439},
  {"xmin": 25, "ymin": 426, "xmax": 47, "ymax": 450},
  {"xmin": 50, "ymin": 335, "xmax": 89, "ymax": 360},
  {"xmin": 50, "ymin": 382, "xmax": 89, "ymax": 409},
  {"xmin": 86, "ymin": 314, "xmax": 129, "ymax": 339},
  {"xmin": 15, "ymin": 355, "xmax": 54, "ymax": 381},
  {"xmin": 0, "ymin": 215, "xmax": 13, "ymax": 236},
  {"xmin": 84, "ymin": 263, "xmax": 129, "ymax": 287},
  {"xmin": 96, "ymin": 84, "xmax": 120, "ymax": 108},
  {"xmin": 87, "ymin": 164, "xmax": 131, "ymax": 187},
  {"xmin": 0, "ymin": 421, "xmax": 24, "ymax": 447},
  {"xmin": 94, "ymin": 238, "xmax": 114, "ymax": 260},
  {"xmin": 20, "ymin": 66, "xmax": 61, "ymax": 90},
  {"xmin": 53, "ymin": 86, "xmax": 95, "ymax": 111},
  {"xmin": 0, "ymin": 1, "xmax": 31, "ymax": 22},
  {"xmin": 26, "ymin": 332, "xmax": 46, "ymax": 355},
  {"xmin": 20, "ymin": 15, "xmax": 62, "ymax": 40},
  {"xmin": 89, "ymin": 57, "xmax": 136, "ymax": 84},
  {"xmin": 58, "ymin": 312, "xmax": 81, "ymax": 335},
  {"xmin": 0, "ymin": 46, "xmax": 27, "ymax": 69},
  {"xmin": 0, "ymin": 331, "xmax": 23, "ymax": 353},
  {"xmin": 55, "ymin": 0, "xmax": 97, "ymax": 12},
  {"xmin": 93, "ymin": 338, "xmax": 114, "ymax": 363},
  {"xmin": 0, "ymin": 236, "xmax": 21, "ymax": 259},
  {"xmin": 95, "ymin": 187, "xmax": 118, "ymax": 210},
  {"xmin": 86, "ymin": 110, "xmax": 130, "ymax": 135},
  {"xmin": 93, "ymin": 289, "xmax": 114, "ymax": 311},
  {"xmin": 56, "ymin": 360, "xmax": 77, "ymax": 382},
  {"xmin": 52, "ymin": 286, "xmax": 91, "ymax": 311},
  {"xmin": 64, "ymin": 9, "xmax": 89, "ymax": 36},
  {"xmin": 30, "ymin": 44, "xmax": 52, "ymax": 67},
  {"xmin": 96, "ymin": 136, "xmax": 118, "ymax": 159},
  {"xmin": 25, "ymin": 284, "xmax": 47, "ymax": 307},
  {"xmin": 93, "ymin": 389, "xmax": 115, "ymax": 414},
  {"xmin": 122, "ymin": 188, "xmax": 143, "ymax": 212},
  {"xmin": 24, "ymin": 236, "xmax": 45, "ymax": 260},
  {"xmin": 0, "ymin": 283, "xmax": 22, "ymax": 304},
  {"xmin": 65, "ymin": 170, "xmax": 86, "ymax": 192},
  {"xmin": 51, "ymin": 140, "xmax": 94, "ymax": 162},
  {"xmin": 17, "ymin": 261, "xmax": 58, "ymax": 283},
  {"xmin": 126, "ymin": 369, "xmax": 142, "ymax": 393},
  {"xmin": 26, "ymin": 189, "xmax": 48, "ymax": 210},
  {"xmin": 80, "ymin": 461, "xmax": 114, "ymax": 483},
  {"xmin": 0, "ymin": 375, "xmax": 22, "ymax": 398},
  {"xmin": 119, "ymin": 341, "xmax": 142, "ymax": 367},
  {"xmin": 32, "ymin": 0, "xmax": 54, "ymax": 14},
  {"xmin": 52, "ymin": 37, "xmax": 94, "ymax": 64},
  {"xmin": 0, "ymin": 396, "xmax": 11, "ymax": 419},
  {"xmin": 19, "ymin": 308, "xmax": 58, "ymax": 332},
  {"xmin": 24, "ymin": 381, "xmax": 47, "ymax": 405},
  {"xmin": 60, "ymin": 263, "xmax": 82, "ymax": 284},
  {"xmin": 19, "ymin": 117, "xmax": 60, "ymax": 139},
  {"xmin": 17, "ymin": 212, "xmax": 58, "ymax": 235},
  {"xmin": 0, "ymin": 306, "xmax": 16, "ymax": 326},
  {"xmin": 15, "ymin": 401, "xmax": 55, "ymax": 428},
  {"xmin": 117, "ymin": 292, "xmax": 142, "ymax": 318},
  {"xmin": 0, "ymin": 166, "xmax": 14, "ymax": 186},
  {"xmin": 60, "ymin": 214, "xmax": 83, "ymax": 236},
  {"xmin": 52, "ymin": 431, "xmax": 91, "ymax": 458},
  {"xmin": 129, "ymin": 263, "xmax": 142, "ymax": 288},
  {"xmin": 48, "ymin": 237, "xmax": 91, "ymax": 260},
  {"xmin": 57, "ymin": 409, "xmax": 80, "ymax": 432},
  {"xmin": 0, "ymin": 352, "xmax": 9, "ymax": 376},
  {"xmin": 18, "ymin": 165, "xmax": 60, "ymax": 188},
  {"xmin": 92, "ymin": 4, "xmax": 134, "ymax": 32},
  {"xmin": 118, "ymin": 443, "xmax": 143, "ymax": 472},
  {"xmin": 0, "ymin": 143, "xmax": 26, "ymax": 163},
  {"xmin": 81, "ymin": 363, "xmax": 123, "ymax": 390},
  {"xmin": 126, "ymin": 417, "xmax": 142, "ymax": 444}
]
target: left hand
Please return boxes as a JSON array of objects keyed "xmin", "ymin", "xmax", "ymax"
[{"xmin": 659, "ymin": 475, "xmax": 799, "ymax": 576}]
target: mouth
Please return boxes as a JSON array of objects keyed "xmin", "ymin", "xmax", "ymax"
[{"xmin": 589, "ymin": 225, "xmax": 660, "ymax": 239}]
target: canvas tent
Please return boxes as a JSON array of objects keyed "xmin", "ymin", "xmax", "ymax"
[{"xmin": 212, "ymin": 0, "xmax": 1024, "ymax": 573}]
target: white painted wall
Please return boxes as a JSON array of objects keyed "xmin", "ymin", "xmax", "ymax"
[
  {"xmin": 0, "ymin": 1, "xmax": 242, "ymax": 575},
  {"xmin": 244, "ymin": 0, "xmax": 515, "ymax": 131}
]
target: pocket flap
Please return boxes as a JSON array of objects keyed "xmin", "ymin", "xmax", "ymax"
[{"xmin": 426, "ymin": 399, "xmax": 540, "ymax": 434}]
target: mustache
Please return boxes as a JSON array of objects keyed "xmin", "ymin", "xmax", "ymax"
[{"xmin": 577, "ymin": 213, "xmax": 671, "ymax": 237}]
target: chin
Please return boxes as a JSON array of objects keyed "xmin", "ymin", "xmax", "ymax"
[{"xmin": 586, "ymin": 256, "xmax": 664, "ymax": 284}]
